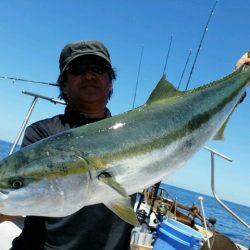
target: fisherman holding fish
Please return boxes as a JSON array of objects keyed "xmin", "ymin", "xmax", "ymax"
[
  {"xmin": 0, "ymin": 40, "xmax": 249, "ymax": 250},
  {"xmin": 9, "ymin": 40, "xmax": 135, "ymax": 249}
]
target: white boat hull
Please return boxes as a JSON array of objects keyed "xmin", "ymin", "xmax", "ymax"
[{"xmin": 0, "ymin": 219, "xmax": 23, "ymax": 250}]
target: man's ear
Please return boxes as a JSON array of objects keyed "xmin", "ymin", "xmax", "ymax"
[
  {"xmin": 109, "ymin": 82, "xmax": 113, "ymax": 91},
  {"xmin": 61, "ymin": 81, "xmax": 67, "ymax": 94}
]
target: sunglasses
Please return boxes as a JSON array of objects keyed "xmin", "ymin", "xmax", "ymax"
[{"xmin": 66, "ymin": 64, "xmax": 111, "ymax": 76}]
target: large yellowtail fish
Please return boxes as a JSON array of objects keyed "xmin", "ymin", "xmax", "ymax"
[{"xmin": 0, "ymin": 64, "xmax": 249, "ymax": 225}]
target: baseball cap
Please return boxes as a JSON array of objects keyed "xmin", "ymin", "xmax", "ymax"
[{"xmin": 59, "ymin": 40, "xmax": 112, "ymax": 72}]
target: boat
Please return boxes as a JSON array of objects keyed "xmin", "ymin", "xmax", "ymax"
[
  {"xmin": 0, "ymin": 216, "xmax": 23, "ymax": 250},
  {"xmin": 130, "ymin": 184, "xmax": 249, "ymax": 250}
]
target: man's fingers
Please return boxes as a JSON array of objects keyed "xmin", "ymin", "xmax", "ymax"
[{"xmin": 235, "ymin": 51, "xmax": 250, "ymax": 70}]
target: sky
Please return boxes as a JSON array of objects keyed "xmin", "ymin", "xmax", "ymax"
[{"xmin": 0, "ymin": 0, "xmax": 249, "ymax": 208}]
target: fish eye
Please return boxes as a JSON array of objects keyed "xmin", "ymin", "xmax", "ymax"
[{"xmin": 9, "ymin": 177, "xmax": 24, "ymax": 189}]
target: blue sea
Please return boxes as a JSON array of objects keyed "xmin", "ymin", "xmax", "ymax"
[{"xmin": 0, "ymin": 140, "xmax": 249, "ymax": 248}]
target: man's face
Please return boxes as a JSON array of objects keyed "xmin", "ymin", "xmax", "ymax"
[{"xmin": 62, "ymin": 56, "xmax": 112, "ymax": 112}]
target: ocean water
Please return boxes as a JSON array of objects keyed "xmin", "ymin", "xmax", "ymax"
[
  {"xmin": 0, "ymin": 140, "xmax": 249, "ymax": 248},
  {"xmin": 0, "ymin": 140, "xmax": 20, "ymax": 158}
]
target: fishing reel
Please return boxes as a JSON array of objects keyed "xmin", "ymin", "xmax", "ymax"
[
  {"xmin": 136, "ymin": 209, "xmax": 148, "ymax": 224},
  {"xmin": 136, "ymin": 209, "xmax": 151, "ymax": 233},
  {"xmin": 154, "ymin": 203, "xmax": 168, "ymax": 223}
]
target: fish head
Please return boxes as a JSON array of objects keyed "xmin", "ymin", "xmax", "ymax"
[{"xmin": 0, "ymin": 147, "xmax": 92, "ymax": 217}]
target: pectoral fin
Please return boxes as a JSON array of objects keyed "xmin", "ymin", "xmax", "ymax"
[
  {"xmin": 98, "ymin": 172, "xmax": 127, "ymax": 198},
  {"xmin": 105, "ymin": 197, "xmax": 139, "ymax": 226}
]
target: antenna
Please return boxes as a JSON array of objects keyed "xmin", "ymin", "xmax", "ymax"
[
  {"xmin": 132, "ymin": 45, "xmax": 144, "ymax": 109},
  {"xmin": 185, "ymin": 0, "xmax": 219, "ymax": 90},
  {"xmin": 0, "ymin": 75, "xmax": 58, "ymax": 86},
  {"xmin": 162, "ymin": 34, "xmax": 174, "ymax": 75}
]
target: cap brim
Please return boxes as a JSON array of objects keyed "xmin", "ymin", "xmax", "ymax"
[{"xmin": 62, "ymin": 53, "xmax": 111, "ymax": 72}]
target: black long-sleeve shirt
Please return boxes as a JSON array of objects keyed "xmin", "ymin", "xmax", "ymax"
[{"xmin": 12, "ymin": 106, "xmax": 134, "ymax": 250}]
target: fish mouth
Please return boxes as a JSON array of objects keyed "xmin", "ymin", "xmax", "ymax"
[{"xmin": 0, "ymin": 190, "xmax": 9, "ymax": 201}]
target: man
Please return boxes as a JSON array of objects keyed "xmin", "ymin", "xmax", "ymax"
[{"xmin": 11, "ymin": 40, "xmax": 134, "ymax": 250}]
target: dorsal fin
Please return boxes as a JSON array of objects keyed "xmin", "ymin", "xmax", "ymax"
[{"xmin": 146, "ymin": 74, "xmax": 182, "ymax": 105}]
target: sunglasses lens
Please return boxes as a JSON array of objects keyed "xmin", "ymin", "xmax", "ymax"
[
  {"xmin": 90, "ymin": 65, "xmax": 106, "ymax": 74},
  {"xmin": 67, "ymin": 65, "xmax": 87, "ymax": 75},
  {"xmin": 67, "ymin": 64, "xmax": 110, "ymax": 76}
]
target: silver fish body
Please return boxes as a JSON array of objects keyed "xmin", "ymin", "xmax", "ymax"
[{"xmin": 0, "ymin": 65, "xmax": 249, "ymax": 225}]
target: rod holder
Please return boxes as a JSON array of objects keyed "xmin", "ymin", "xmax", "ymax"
[
  {"xmin": 204, "ymin": 146, "xmax": 250, "ymax": 231},
  {"xmin": 8, "ymin": 91, "xmax": 65, "ymax": 155}
]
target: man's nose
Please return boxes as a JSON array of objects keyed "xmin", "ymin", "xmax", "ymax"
[{"xmin": 80, "ymin": 71, "xmax": 97, "ymax": 80}]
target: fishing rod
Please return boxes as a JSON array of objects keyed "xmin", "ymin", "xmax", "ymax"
[
  {"xmin": 137, "ymin": 34, "xmax": 174, "ymax": 214},
  {"xmin": 0, "ymin": 75, "xmax": 58, "ymax": 86},
  {"xmin": 162, "ymin": 34, "xmax": 174, "ymax": 75},
  {"xmin": 132, "ymin": 45, "xmax": 144, "ymax": 109},
  {"xmin": 185, "ymin": 0, "xmax": 219, "ymax": 90},
  {"xmin": 177, "ymin": 49, "xmax": 192, "ymax": 89},
  {"xmin": 132, "ymin": 34, "xmax": 173, "ymax": 108}
]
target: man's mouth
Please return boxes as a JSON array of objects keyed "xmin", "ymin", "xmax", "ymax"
[{"xmin": 81, "ymin": 84, "xmax": 99, "ymax": 89}]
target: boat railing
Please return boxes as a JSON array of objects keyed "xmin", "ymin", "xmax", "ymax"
[
  {"xmin": 204, "ymin": 146, "xmax": 250, "ymax": 231},
  {"xmin": 8, "ymin": 90, "xmax": 65, "ymax": 155}
]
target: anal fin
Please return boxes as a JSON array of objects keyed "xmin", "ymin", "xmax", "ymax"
[{"xmin": 105, "ymin": 197, "xmax": 139, "ymax": 226}]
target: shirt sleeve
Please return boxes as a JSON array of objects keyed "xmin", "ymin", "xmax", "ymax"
[{"xmin": 21, "ymin": 123, "xmax": 51, "ymax": 148}]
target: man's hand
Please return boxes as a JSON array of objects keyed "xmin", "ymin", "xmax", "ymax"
[
  {"xmin": 235, "ymin": 51, "xmax": 250, "ymax": 70},
  {"xmin": 234, "ymin": 51, "xmax": 250, "ymax": 104}
]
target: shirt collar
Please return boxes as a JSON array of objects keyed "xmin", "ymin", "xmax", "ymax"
[{"xmin": 64, "ymin": 105, "xmax": 111, "ymax": 127}]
